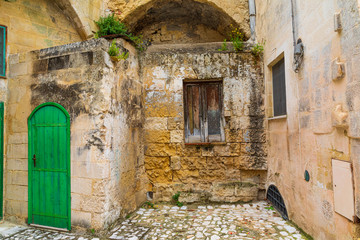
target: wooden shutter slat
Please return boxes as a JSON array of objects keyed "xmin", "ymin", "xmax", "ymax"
[
  {"xmin": 185, "ymin": 84, "xmax": 201, "ymax": 143},
  {"xmin": 188, "ymin": 86, "xmax": 194, "ymax": 134},
  {"xmin": 206, "ymin": 84, "xmax": 221, "ymax": 142},
  {"xmin": 272, "ymin": 58, "xmax": 286, "ymax": 116},
  {"xmin": 0, "ymin": 26, "xmax": 6, "ymax": 78},
  {"xmin": 184, "ymin": 81, "xmax": 224, "ymax": 143},
  {"xmin": 192, "ymin": 85, "xmax": 201, "ymax": 135},
  {"xmin": 201, "ymin": 85, "xmax": 207, "ymax": 142}
]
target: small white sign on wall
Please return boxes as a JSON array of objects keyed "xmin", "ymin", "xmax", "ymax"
[{"xmin": 332, "ymin": 159, "xmax": 355, "ymax": 221}]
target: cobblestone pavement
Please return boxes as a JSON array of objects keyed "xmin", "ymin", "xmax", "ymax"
[{"xmin": 0, "ymin": 201, "xmax": 310, "ymax": 239}]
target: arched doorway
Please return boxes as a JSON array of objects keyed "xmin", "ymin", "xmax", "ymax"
[{"xmin": 28, "ymin": 102, "xmax": 71, "ymax": 230}]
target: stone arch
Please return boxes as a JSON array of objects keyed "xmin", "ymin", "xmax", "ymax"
[
  {"xmin": 54, "ymin": 0, "xmax": 93, "ymax": 40},
  {"xmin": 116, "ymin": 0, "xmax": 250, "ymax": 44}
]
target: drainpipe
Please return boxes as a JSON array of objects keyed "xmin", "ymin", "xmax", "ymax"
[
  {"xmin": 291, "ymin": 0, "xmax": 306, "ymax": 185},
  {"xmin": 249, "ymin": 0, "xmax": 256, "ymax": 41},
  {"xmin": 290, "ymin": 0, "xmax": 297, "ymax": 49}
]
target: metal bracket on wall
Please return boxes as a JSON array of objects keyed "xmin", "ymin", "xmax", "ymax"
[
  {"xmin": 293, "ymin": 38, "xmax": 304, "ymax": 73},
  {"xmin": 334, "ymin": 12, "xmax": 342, "ymax": 32},
  {"xmin": 291, "ymin": 0, "xmax": 305, "ymax": 73}
]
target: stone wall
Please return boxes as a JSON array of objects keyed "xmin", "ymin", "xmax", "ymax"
[
  {"xmin": 0, "ymin": 0, "xmax": 81, "ymax": 54},
  {"xmin": 256, "ymin": 0, "xmax": 360, "ymax": 239},
  {"xmin": 5, "ymin": 38, "xmax": 147, "ymax": 229},
  {"xmin": 140, "ymin": 43, "xmax": 267, "ymax": 203},
  {"xmin": 55, "ymin": 0, "xmax": 108, "ymax": 39}
]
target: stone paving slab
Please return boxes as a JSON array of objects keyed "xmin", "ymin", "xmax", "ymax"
[
  {"xmin": 0, "ymin": 225, "xmax": 27, "ymax": 238},
  {"xmin": 0, "ymin": 225, "xmax": 99, "ymax": 240},
  {"xmin": 109, "ymin": 201, "xmax": 309, "ymax": 240},
  {"xmin": 0, "ymin": 201, "xmax": 310, "ymax": 239}
]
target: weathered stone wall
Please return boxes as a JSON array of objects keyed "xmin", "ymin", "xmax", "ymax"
[
  {"xmin": 5, "ymin": 38, "xmax": 147, "ymax": 229},
  {"xmin": 256, "ymin": 0, "xmax": 360, "ymax": 239},
  {"xmin": 55, "ymin": 0, "xmax": 108, "ymax": 39},
  {"xmin": 0, "ymin": 0, "xmax": 81, "ymax": 54},
  {"xmin": 140, "ymin": 43, "xmax": 267, "ymax": 203}
]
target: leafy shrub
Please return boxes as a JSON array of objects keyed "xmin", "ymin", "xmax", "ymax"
[
  {"xmin": 95, "ymin": 14, "xmax": 146, "ymax": 51},
  {"xmin": 95, "ymin": 14, "xmax": 128, "ymax": 38}
]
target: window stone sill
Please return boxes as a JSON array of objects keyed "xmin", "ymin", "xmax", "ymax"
[
  {"xmin": 185, "ymin": 142, "xmax": 227, "ymax": 146},
  {"xmin": 267, "ymin": 115, "xmax": 287, "ymax": 121}
]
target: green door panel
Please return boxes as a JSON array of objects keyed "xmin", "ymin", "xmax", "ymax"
[
  {"xmin": 0, "ymin": 102, "xmax": 4, "ymax": 220},
  {"xmin": 28, "ymin": 103, "xmax": 71, "ymax": 230}
]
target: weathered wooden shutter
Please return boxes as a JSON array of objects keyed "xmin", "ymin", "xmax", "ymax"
[
  {"xmin": 205, "ymin": 83, "xmax": 223, "ymax": 142},
  {"xmin": 272, "ymin": 58, "xmax": 286, "ymax": 116},
  {"xmin": 185, "ymin": 84, "xmax": 202, "ymax": 143},
  {"xmin": 184, "ymin": 81, "xmax": 224, "ymax": 143},
  {"xmin": 0, "ymin": 26, "xmax": 6, "ymax": 78}
]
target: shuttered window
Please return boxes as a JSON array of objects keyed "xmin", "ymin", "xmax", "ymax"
[
  {"xmin": 0, "ymin": 25, "xmax": 6, "ymax": 78},
  {"xmin": 184, "ymin": 81, "xmax": 225, "ymax": 143},
  {"xmin": 272, "ymin": 58, "xmax": 286, "ymax": 116}
]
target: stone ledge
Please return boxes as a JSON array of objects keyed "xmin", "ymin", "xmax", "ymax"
[
  {"xmin": 145, "ymin": 41, "xmax": 256, "ymax": 54},
  {"xmin": 37, "ymin": 38, "xmax": 110, "ymax": 59}
]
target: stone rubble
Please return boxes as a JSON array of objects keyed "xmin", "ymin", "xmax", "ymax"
[{"xmin": 1, "ymin": 201, "xmax": 310, "ymax": 239}]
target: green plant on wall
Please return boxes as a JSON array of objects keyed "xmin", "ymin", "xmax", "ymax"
[
  {"xmin": 251, "ymin": 42, "xmax": 265, "ymax": 58},
  {"xmin": 118, "ymin": 51, "xmax": 129, "ymax": 60},
  {"xmin": 95, "ymin": 14, "xmax": 146, "ymax": 51},
  {"xmin": 108, "ymin": 40, "xmax": 120, "ymax": 56},
  {"xmin": 229, "ymin": 25, "xmax": 244, "ymax": 52},
  {"xmin": 108, "ymin": 40, "xmax": 129, "ymax": 61},
  {"xmin": 172, "ymin": 192, "xmax": 184, "ymax": 207},
  {"xmin": 95, "ymin": 14, "xmax": 128, "ymax": 38},
  {"xmin": 128, "ymin": 34, "xmax": 145, "ymax": 52},
  {"xmin": 218, "ymin": 39, "xmax": 228, "ymax": 51},
  {"xmin": 143, "ymin": 201, "xmax": 158, "ymax": 209}
]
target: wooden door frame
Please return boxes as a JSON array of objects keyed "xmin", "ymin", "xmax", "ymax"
[
  {"xmin": 0, "ymin": 102, "xmax": 4, "ymax": 220},
  {"xmin": 27, "ymin": 102, "xmax": 71, "ymax": 230}
]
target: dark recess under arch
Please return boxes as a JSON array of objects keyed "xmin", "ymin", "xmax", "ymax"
[{"xmin": 123, "ymin": 0, "xmax": 249, "ymax": 43}]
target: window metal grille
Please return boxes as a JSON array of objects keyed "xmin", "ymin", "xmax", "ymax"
[{"xmin": 266, "ymin": 185, "xmax": 288, "ymax": 220}]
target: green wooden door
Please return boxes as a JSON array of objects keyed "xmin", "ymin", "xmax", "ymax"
[
  {"xmin": 0, "ymin": 102, "xmax": 4, "ymax": 220},
  {"xmin": 28, "ymin": 103, "xmax": 71, "ymax": 230}
]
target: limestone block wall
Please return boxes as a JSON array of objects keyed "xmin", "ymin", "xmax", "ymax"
[
  {"xmin": 55, "ymin": 0, "xmax": 108, "ymax": 39},
  {"xmin": 140, "ymin": 43, "xmax": 267, "ymax": 203},
  {"xmin": 0, "ymin": 0, "xmax": 81, "ymax": 54},
  {"xmin": 256, "ymin": 0, "xmax": 360, "ymax": 239},
  {"xmin": 5, "ymin": 38, "xmax": 147, "ymax": 229}
]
